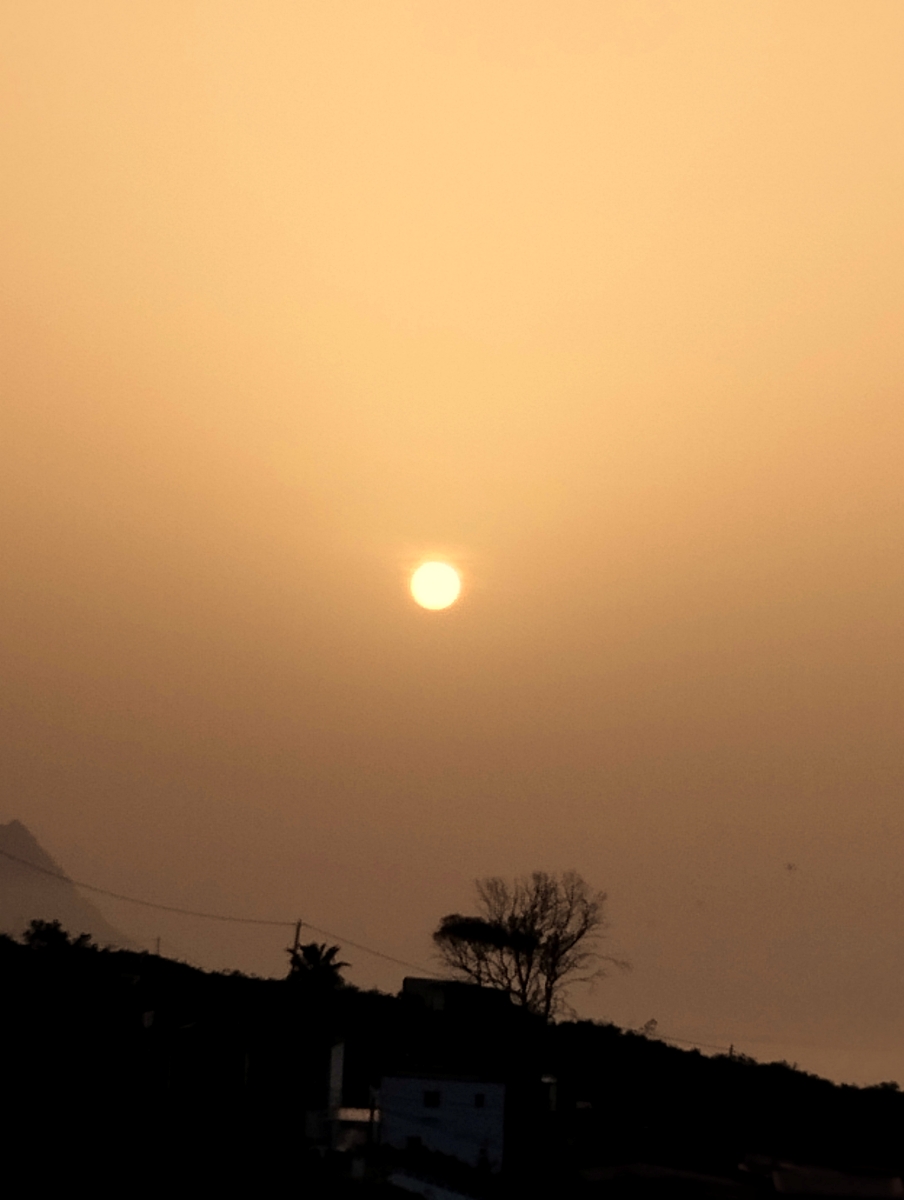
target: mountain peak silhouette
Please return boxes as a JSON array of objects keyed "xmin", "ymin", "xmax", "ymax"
[{"xmin": 0, "ymin": 820, "xmax": 138, "ymax": 948}]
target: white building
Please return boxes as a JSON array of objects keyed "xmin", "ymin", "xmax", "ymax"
[
  {"xmin": 325, "ymin": 1041, "xmax": 379, "ymax": 1152},
  {"xmin": 379, "ymin": 1074, "xmax": 505, "ymax": 1173}
]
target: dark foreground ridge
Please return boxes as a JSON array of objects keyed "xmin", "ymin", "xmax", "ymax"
[{"xmin": 3, "ymin": 924, "xmax": 903, "ymax": 1198}]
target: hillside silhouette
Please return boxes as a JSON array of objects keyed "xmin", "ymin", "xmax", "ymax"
[{"xmin": 3, "ymin": 921, "xmax": 903, "ymax": 1196}]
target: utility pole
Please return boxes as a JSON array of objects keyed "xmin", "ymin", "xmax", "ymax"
[{"xmin": 286, "ymin": 921, "xmax": 303, "ymax": 982}]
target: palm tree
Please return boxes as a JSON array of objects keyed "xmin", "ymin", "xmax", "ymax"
[{"xmin": 286, "ymin": 940, "xmax": 349, "ymax": 987}]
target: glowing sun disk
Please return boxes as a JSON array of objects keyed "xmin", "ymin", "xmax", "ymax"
[{"xmin": 410, "ymin": 562, "xmax": 461, "ymax": 610}]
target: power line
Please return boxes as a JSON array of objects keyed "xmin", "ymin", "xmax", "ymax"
[
  {"xmin": 292, "ymin": 929, "xmax": 430, "ymax": 974},
  {"xmin": 0, "ymin": 846, "xmax": 431, "ymax": 973},
  {"xmin": 0, "ymin": 846, "xmax": 295, "ymax": 925},
  {"xmin": 0, "ymin": 849, "xmax": 762, "ymax": 1049}
]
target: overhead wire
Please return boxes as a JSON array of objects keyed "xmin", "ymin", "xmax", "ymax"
[
  {"xmin": 0, "ymin": 846, "xmax": 431, "ymax": 973},
  {"xmin": 0, "ymin": 847, "xmax": 750, "ymax": 1048}
]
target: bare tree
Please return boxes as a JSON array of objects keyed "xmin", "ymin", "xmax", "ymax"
[{"xmin": 433, "ymin": 871, "xmax": 622, "ymax": 1020}]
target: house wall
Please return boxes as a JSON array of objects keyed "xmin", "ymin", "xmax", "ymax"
[{"xmin": 379, "ymin": 1076, "xmax": 505, "ymax": 1172}]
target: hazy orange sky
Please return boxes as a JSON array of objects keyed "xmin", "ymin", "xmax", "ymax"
[{"xmin": 2, "ymin": 1, "xmax": 903, "ymax": 1083}]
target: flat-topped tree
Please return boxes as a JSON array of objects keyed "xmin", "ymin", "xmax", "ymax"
[{"xmin": 433, "ymin": 870, "xmax": 623, "ymax": 1021}]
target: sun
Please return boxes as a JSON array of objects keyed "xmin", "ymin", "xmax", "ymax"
[{"xmin": 410, "ymin": 561, "xmax": 461, "ymax": 611}]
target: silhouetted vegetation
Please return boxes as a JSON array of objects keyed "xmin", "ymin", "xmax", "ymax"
[
  {"xmin": 434, "ymin": 871, "xmax": 620, "ymax": 1019},
  {"xmin": 288, "ymin": 940, "xmax": 350, "ymax": 988},
  {"xmin": 22, "ymin": 915, "xmax": 95, "ymax": 951},
  {"xmin": 3, "ymin": 920, "xmax": 903, "ymax": 1196}
]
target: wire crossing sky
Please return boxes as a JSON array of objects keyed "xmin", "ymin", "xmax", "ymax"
[
  {"xmin": 0, "ymin": 848, "xmax": 431, "ymax": 972},
  {"xmin": 1, "ymin": 1, "xmax": 903, "ymax": 1086}
]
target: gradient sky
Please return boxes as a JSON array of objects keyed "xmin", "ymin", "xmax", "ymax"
[{"xmin": 2, "ymin": 1, "xmax": 903, "ymax": 1084}]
